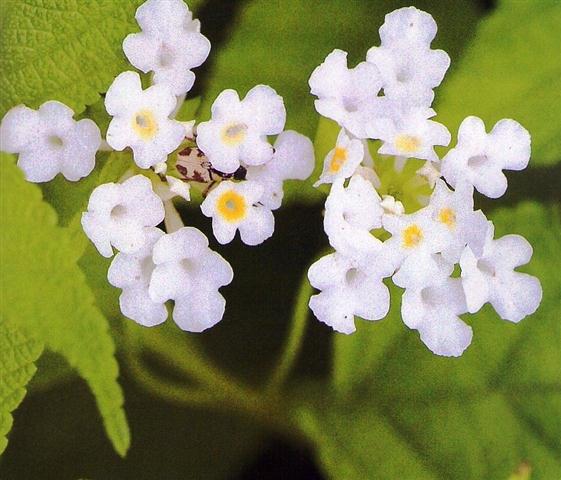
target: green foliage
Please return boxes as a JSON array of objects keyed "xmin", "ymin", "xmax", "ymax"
[
  {"xmin": 0, "ymin": 0, "xmax": 144, "ymax": 117},
  {"xmin": 437, "ymin": 0, "xmax": 561, "ymax": 166},
  {"xmin": 0, "ymin": 156, "xmax": 130, "ymax": 456},
  {"xmin": 0, "ymin": 323, "xmax": 42, "ymax": 454},
  {"xmin": 298, "ymin": 202, "xmax": 561, "ymax": 480}
]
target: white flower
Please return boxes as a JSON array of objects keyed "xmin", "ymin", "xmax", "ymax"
[
  {"xmin": 314, "ymin": 129, "xmax": 364, "ymax": 186},
  {"xmin": 148, "ymin": 227, "xmax": 233, "ymax": 332},
  {"xmin": 0, "ymin": 101, "xmax": 100, "ymax": 182},
  {"xmin": 441, "ymin": 116, "xmax": 531, "ymax": 198},
  {"xmin": 200, "ymin": 180, "xmax": 274, "ymax": 245},
  {"xmin": 367, "ymin": 7, "xmax": 450, "ymax": 107},
  {"xmin": 378, "ymin": 6, "xmax": 440, "ymax": 47},
  {"xmin": 460, "ymin": 222, "xmax": 542, "ymax": 322},
  {"xmin": 196, "ymin": 85, "xmax": 286, "ymax": 174},
  {"xmin": 154, "ymin": 175, "xmax": 191, "ymax": 202},
  {"xmin": 308, "ymin": 252, "xmax": 390, "ymax": 334},
  {"xmin": 373, "ymin": 107, "xmax": 450, "ymax": 161},
  {"xmin": 324, "ymin": 176, "xmax": 390, "ymax": 274},
  {"xmin": 382, "ymin": 206, "xmax": 451, "ymax": 289},
  {"xmin": 123, "ymin": 0, "xmax": 210, "ymax": 96},
  {"xmin": 81, "ymin": 174, "xmax": 165, "ymax": 257},
  {"xmin": 309, "ymin": 49, "xmax": 386, "ymax": 139},
  {"xmin": 246, "ymin": 130, "xmax": 314, "ymax": 210},
  {"xmin": 380, "ymin": 195, "xmax": 405, "ymax": 216},
  {"xmin": 105, "ymin": 71, "xmax": 186, "ymax": 169},
  {"xmin": 402, "ymin": 277, "xmax": 472, "ymax": 357},
  {"xmin": 107, "ymin": 227, "xmax": 167, "ymax": 327},
  {"xmin": 429, "ymin": 179, "xmax": 488, "ymax": 262}
]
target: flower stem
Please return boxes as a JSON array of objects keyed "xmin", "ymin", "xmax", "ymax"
[
  {"xmin": 124, "ymin": 328, "xmax": 301, "ymax": 440},
  {"xmin": 266, "ymin": 274, "xmax": 312, "ymax": 393}
]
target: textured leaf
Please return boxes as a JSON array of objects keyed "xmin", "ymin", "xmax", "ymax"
[
  {"xmin": 0, "ymin": 155, "xmax": 130, "ymax": 456},
  {"xmin": 300, "ymin": 202, "xmax": 561, "ymax": 479},
  {"xmin": 437, "ymin": 0, "xmax": 561, "ymax": 166},
  {"xmin": 200, "ymin": 0, "xmax": 481, "ymax": 204},
  {"xmin": 0, "ymin": 323, "xmax": 42, "ymax": 454},
  {"xmin": 0, "ymin": 0, "xmax": 205, "ymax": 117},
  {"xmin": 0, "ymin": 0, "xmax": 141, "ymax": 117}
]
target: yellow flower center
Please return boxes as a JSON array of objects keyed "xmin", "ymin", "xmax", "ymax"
[
  {"xmin": 132, "ymin": 109, "xmax": 159, "ymax": 140},
  {"xmin": 221, "ymin": 123, "xmax": 248, "ymax": 146},
  {"xmin": 395, "ymin": 134, "xmax": 421, "ymax": 154},
  {"xmin": 402, "ymin": 224, "xmax": 423, "ymax": 248},
  {"xmin": 329, "ymin": 147, "xmax": 348, "ymax": 173},
  {"xmin": 438, "ymin": 207, "xmax": 456, "ymax": 229},
  {"xmin": 217, "ymin": 190, "xmax": 247, "ymax": 222}
]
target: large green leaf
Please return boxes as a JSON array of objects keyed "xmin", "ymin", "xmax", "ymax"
[
  {"xmin": 199, "ymin": 0, "xmax": 481, "ymax": 204},
  {"xmin": 0, "ymin": 156, "xmax": 130, "ymax": 456},
  {"xmin": 0, "ymin": 0, "xmax": 206, "ymax": 117},
  {"xmin": 0, "ymin": 323, "xmax": 42, "ymax": 454},
  {"xmin": 299, "ymin": 202, "xmax": 561, "ymax": 479},
  {"xmin": 436, "ymin": 0, "xmax": 561, "ymax": 166},
  {"xmin": 0, "ymin": 0, "xmax": 140, "ymax": 117}
]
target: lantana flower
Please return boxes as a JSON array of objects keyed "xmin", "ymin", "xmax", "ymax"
[
  {"xmin": 309, "ymin": 49, "xmax": 385, "ymax": 139},
  {"xmin": 306, "ymin": 5, "xmax": 541, "ymax": 357},
  {"xmin": 314, "ymin": 129, "xmax": 364, "ymax": 186},
  {"xmin": 200, "ymin": 180, "xmax": 274, "ymax": 245},
  {"xmin": 460, "ymin": 223, "xmax": 542, "ymax": 322},
  {"xmin": 374, "ymin": 107, "xmax": 450, "ymax": 161},
  {"xmin": 429, "ymin": 180, "xmax": 488, "ymax": 262},
  {"xmin": 81, "ymin": 174, "xmax": 165, "ymax": 258},
  {"xmin": 366, "ymin": 7, "xmax": 450, "ymax": 107},
  {"xmin": 123, "ymin": 0, "xmax": 210, "ymax": 96},
  {"xmin": 107, "ymin": 227, "xmax": 168, "ymax": 327},
  {"xmin": 148, "ymin": 227, "xmax": 233, "ymax": 332},
  {"xmin": 324, "ymin": 176, "xmax": 387, "ymax": 270},
  {"xmin": 382, "ymin": 207, "xmax": 450, "ymax": 289},
  {"xmin": 441, "ymin": 116, "xmax": 531, "ymax": 198},
  {"xmin": 402, "ymin": 277, "xmax": 472, "ymax": 357},
  {"xmin": 0, "ymin": 101, "xmax": 100, "ymax": 182},
  {"xmin": 196, "ymin": 85, "xmax": 286, "ymax": 174},
  {"xmin": 246, "ymin": 130, "xmax": 315, "ymax": 210},
  {"xmin": 308, "ymin": 252, "xmax": 390, "ymax": 334},
  {"xmin": 105, "ymin": 71, "xmax": 186, "ymax": 169}
]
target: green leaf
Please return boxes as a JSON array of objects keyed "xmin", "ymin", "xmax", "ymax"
[
  {"xmin": 300, "ymin": 202, "xmax": 561, "ymax": 479},
  {"xmin": 0, "ymin": 0, "xmax": 208, "ymax": 118},
  {"xmin": 0, "ymin": 322, "xmax": 43, "ymax": 454},
  {"xmin": 436, "ymin": 0, "xmax": 561, "ymax": 166},
  {"xmin": 0, "ymin": 155, "xmax": 130, "ymax": 456},
  {"xmin": 200, "ymin": 0, "xmax": 481, "ymax": 204},
  {"xmin": 0, "ymin": 0, "xmax": 142, "ymax": 117}
]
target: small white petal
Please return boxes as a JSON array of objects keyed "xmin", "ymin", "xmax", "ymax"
[
  {"xmin": 105, "ymin": 72, "xmax": 185, "ymax": 169},
  {"xmin": 148, "ymin": 226, "xmax": 232, "ymax": 331},
  {"xmin": 315, "ymin": 129, "xmax": 364, "ymax": 186},
  {"xmin": 242, "ymin": 85, "xmax": 286, "ymax": 135},
  {"xmin": 1, "ymin": 101, "xmax": 100, "ymax": 182},
  {"xmin": 309, "ymin": 49, "xmax": 384, "ymax": 138},
  {"xmin": 490, "ymin": 272, "xmax": 542, "ymax": 323},
  {"xmin": 82, "ymin": 175, "xmax": 164, "ymax": 257},
  {"xmin": 196, "ymin": 86, "xmax": 283, "ymax": 173},
  {"xmin": 201, "ymin": 180, "xmax": 274, "ymax": 245},
  {"xmin": 441, "ymin": 116, "xmax": 531, "ymax": 198}
]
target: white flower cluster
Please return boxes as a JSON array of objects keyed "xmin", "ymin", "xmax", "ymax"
[
  {"xmin": 0, "ymin": 0, "xmax": 314, "ymax": 332},
  {"xmin": 307, "ymin": 7, "xmax": 542, "ymax": 357}
]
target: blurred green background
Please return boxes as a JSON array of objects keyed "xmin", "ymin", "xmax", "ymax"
[{"xmin": 0, "ymin": 0, "xmax": 560, "ymax": 479}]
